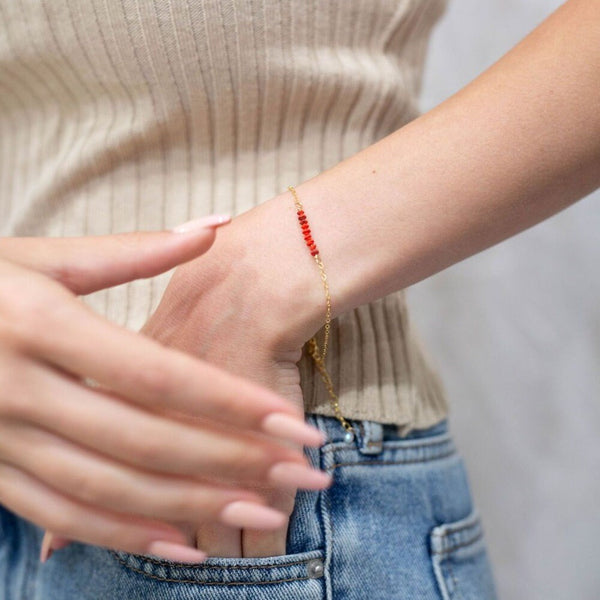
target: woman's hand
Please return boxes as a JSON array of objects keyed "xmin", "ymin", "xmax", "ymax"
[
  {"xmin": 0, "ymin": 223, "xmax": 330, "ymax": 564},
  {"xmin": 139, "ymin": 199, "xmax": 331, "ymax": 558}
]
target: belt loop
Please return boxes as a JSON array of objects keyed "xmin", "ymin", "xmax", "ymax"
[{"xmin": 352, "ymin": 420, "xmax": 384, "ymax": 455}]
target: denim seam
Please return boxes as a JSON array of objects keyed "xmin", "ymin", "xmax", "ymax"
[
  {"xmin": 319, "ymin": 443, "xmax": 334, "ymax": 600},
  {"xmin": 446, "ymin": 559, "xmax": 459, "ymax": 598},
  {"xmin": 328, "ymin": 448, "xmax": 456, "ymax": 469},
  {"xmin": 358, "ymin": 421, "xmax": 365, "ymax": 440},
  {"xmin": 432, "ymin": 554, "xmax": 451, "ymax": 600},
  {"xmin": 109, "ymin": 550, "xmax": 321, "ymax": 570},
  {"xmin": 325, "ymin": 489, "xmax": 334, "ymax": 600},
  {"xmin": 431, "ymin": 530, "xmax": 484, "ymax": 556},
  {"xmin": 321, "ymin": 436, "xmax": 452, "ymax": 454},
  {"xmin": 323, "ymin": 436, "xmax": 450, "ymax": 449},
  {"xmin": 110, "ymin": 554, "xmax": 317, "ymax": 586},
  {"xmin": 438, "ymin": 516, "xmax": 480, "ymax": 535},
  {"xmin": 24, "ymin": 518, "xmax": 39, "ymax": 600}
]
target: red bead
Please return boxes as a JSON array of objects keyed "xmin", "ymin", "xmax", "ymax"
[
  {"xmin": 309, "ymin": 243, "xmax": 317, "ymax": 250},
  {"xmin": 297, "ymin": 210, "xmax": 305, "ymax": 217},
  {"xmin": 301, "ymin": 223, "xmax": 310, "ymax": 230},
  {"xmin": 305, "ymin": 237, "xmax": 313, "ymax": 244},
  {"xmin": 310, "ymin": 249, "xmax": 319, "ymax": 256},
  {"xmin": 303, "ymin": 231, "xmax": 312, "ymax": 238},
  {"xmin": 298, "ymin": 216, "xmax": 307, "ymax": 222}
]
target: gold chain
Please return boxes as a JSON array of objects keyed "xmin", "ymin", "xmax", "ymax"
[{"xmin": 288, "ymin": 185, "xmax": 355, "ymax": 438}]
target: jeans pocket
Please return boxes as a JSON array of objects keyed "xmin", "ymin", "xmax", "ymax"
[
  {"xmin": 429, "ymin": 509, "xmax": 498, "ymax": 600},
  {"xmin": 110, "ymin": 546, "xmax": 325, "ymax": 587},
  {"xmin": 107, "ymin": 485, "xmax": 327, "ymax": 598}
]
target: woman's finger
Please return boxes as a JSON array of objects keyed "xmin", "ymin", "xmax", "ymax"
[
  {"xmin": 8, "ymin": 281, "xmax": 324, "ymax": 447},
  {"xmin": 2, "ymin": 360, "xmax": 331, "ymax": 490},
  {"xmin": 0, "ymin": 420, "xmax": 291, "ymax": 529},
  {"xmin": 0, "ymin": 461, "xmax": 208, "ymax": 563},
  {"xmin": 40, "ymin": 532, "xmax": 71, "ymax": 562},
  {"xmin": 0, "ymin": 216, "xmax": 230, "ymax": 295}
]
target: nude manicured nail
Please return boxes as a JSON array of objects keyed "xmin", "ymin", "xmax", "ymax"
[
  {"xmin": 268, "ymin": 461, "xmax": 333, "ymax": 489},
  {"xmin": 146, "ymin": 540, "xmax": 207, "ymax": 563},
  {"xmin": 172, "ymin": 214, "xmax": 231, "ymax": 233},
  {"xmin": 49, "ymin": 535, "xmax": 72, "ymax": 551},
  {"xmin": 40, "ymin": 532, "xmax": 53, "ymax": 563},
  {"xmin": 261, "ymin": 413, "xmax": 327, "ymax": 447},
  {"xmin": 219, "ymin": 500, "xmax": 287, "ymax": 529}
]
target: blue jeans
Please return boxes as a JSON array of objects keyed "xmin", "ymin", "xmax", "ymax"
[{"xmin": 0, "ymin": 415, "xmax": 498, "ymax": 599}]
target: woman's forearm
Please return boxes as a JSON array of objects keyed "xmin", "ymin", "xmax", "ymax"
[
  {"xmin": 162, "ymin": 0, "xmax": 599, "ymax": 355},
  {"xmin": 286, "ymin": 0, "xmax": 600, "ymax": 321}
]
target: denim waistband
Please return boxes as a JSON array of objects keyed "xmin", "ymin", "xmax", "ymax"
[
  {"xmin": 304, "ymin": 413, "xmax": 451, "ymax": 461},
  {"xmin": 306, "ymin": 413, "xmax": 448, "ymax": 443}
]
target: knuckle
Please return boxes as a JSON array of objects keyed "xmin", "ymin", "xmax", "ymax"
[
  {"xmin": 169, "ymin": 491, "xmax": 207, "ymax": 520},
  {"xmin": 0, "ymin": 310, "xmax": 36, "ymax": 353},
  {"xmin": 12, "ymin": 287, "xmax": 56, "ymax": 325},
  {"xmin": 0, "ymin": 362, "xmax": 35, "ymax": 420},
  {"xmin": 3, "ymin": 290, "xmax": 71, "ymax": 353},
  {"xmin": 0, "ymin": 318, "xmax": 22, "ymax": 352},
  {"xmin": 224, "ymin": 445, "xmax": 269, "ymax": 483},
  {"xmin": 209, "ymin": 390, "xmax": 244, "ymax": 424},
  {"xmin": 122, "ymin": 430, "xmax": 164, "ymax": 466},
  {"xmin": 70, "ymin": 472, "xmax": 108, "ymax": 506},
  {"xmin": 129, "ymin": 363, "xmax": 174, "ymax": 402},
  {"xmin": 0, "ymin": 397, "xmax": 15, "ymax": 420},
  {"xmin": 0, "ymin": 380, "xmax": 17, "ymax": 421}
]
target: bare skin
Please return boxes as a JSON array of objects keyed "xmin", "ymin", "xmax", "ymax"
[
  {"xmin": 142, "ymin": 0, "xmax": 600, "ymax": 558},
  {"xmin": 0, "ymin": 225, "xmax": 331, "ymax": 563}
]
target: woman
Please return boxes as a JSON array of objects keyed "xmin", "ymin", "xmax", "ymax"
[{"xmin": 1, "ymin": 0, "xmax": 598, "ymax": 597}]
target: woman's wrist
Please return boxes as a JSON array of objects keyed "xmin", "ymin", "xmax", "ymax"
[
  {"xmin": 153, "ymin": 193, "xmax": 329, "ymax": 356},
  {"xmin": 230, "ymin": 194, "xmax": 329, "ymax": 351}
]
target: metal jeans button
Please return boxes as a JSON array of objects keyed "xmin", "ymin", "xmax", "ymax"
[{"xmin": 306, "ymin": 558, "xmax": 324, "ymax": 578}]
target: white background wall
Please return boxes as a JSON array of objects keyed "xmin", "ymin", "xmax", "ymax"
[{"xmin": 413, "ymin": 1, "xmax": 600, "ymax": 599}]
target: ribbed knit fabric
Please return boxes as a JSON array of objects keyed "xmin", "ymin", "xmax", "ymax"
[{"xmin": 0, "ymin": 0, "xmax": 449, "ymax": 432}]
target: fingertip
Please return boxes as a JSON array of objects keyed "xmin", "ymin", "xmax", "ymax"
[
  {"xmin": 49, "ymin": 535, "xmax": 72, "ymax": 551},
  {"xmin": 219, "ymin": 501, "xmax": 287, "ymax": 530},
  {"xmin": 261, "ymin": 412, "xmax": 327, "ymax": 447},
  {"xmin": 40, "ymin": 532, "xmax": 53, "ymax": 563},
  {"xmin": 146, "ymin": 540, "xmax": 208, "ymax": 564}
]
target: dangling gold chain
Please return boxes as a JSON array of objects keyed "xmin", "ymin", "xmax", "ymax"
[{"xmin": 288, "ymin": 185, "xmax": 355, "ymax": 439}]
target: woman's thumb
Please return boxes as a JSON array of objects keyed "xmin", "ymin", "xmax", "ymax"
[{"xmin": 0, "ymin": 215, "xmax": 230, "ymax": 295}]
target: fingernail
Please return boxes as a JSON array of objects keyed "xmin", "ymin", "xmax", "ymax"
[
  {"xmin": 172, "ymin": 214, "xmax": 231, "ymax": 233},
  {"xmin": 268, "ymin": 462, "xmax": 333, "ymax": 490},
  {"xmin": 146, "ymin": 540, "xmax": 207, "ymax": 564},
  {"xmin": 219, "ymin": 500, "xmax": 287, "ymax": 530},
  {"xmin": 49, "ymin": 535, "xmax": 72, "ymax": 551},
  {"xmin": 261, "ymin": 413, "xmax": 327, "ymax": 447},
  {"xmin": 40, "ymin": 532, "xmax": 53, "ymax": 563}
]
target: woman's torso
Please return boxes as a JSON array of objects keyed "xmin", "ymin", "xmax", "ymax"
[{"xmin": 0, "ymin": 0, "xmax": 449, "ymax": 431}]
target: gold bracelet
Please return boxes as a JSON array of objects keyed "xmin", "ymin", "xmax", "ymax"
[{"xmin": 288, "ymin": 185, "xmax": 355, "ymax": 442}]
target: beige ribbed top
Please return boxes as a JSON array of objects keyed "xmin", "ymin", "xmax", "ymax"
[{"xmin": 0, "ymin": 0, "xmax": 449, "ymax": 432}]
